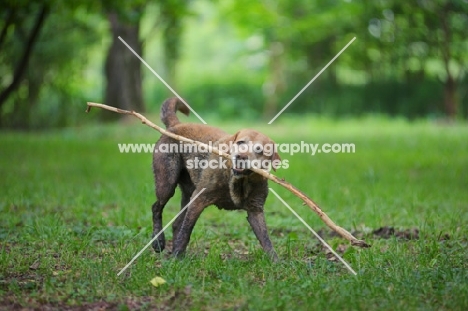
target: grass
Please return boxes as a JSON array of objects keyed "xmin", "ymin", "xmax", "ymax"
[{"xmin": 1, "ymin": 115, "xmax": 467, "ymax": 310}]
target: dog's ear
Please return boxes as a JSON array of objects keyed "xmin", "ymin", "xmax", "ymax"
[
  {"xmin": 218, "ymin": 131, "xmax": 240, "ymax": 145},
  {"xmin": 271, "ymin": 151, "xmax": 281, "ymax": 171},
  {"xmin": 222, "ymin": 131, "xmax": 240, "ymax": 142},
  {"xmin": 231, "ymin": 131, "xmax": 240, "ymax": 142}
]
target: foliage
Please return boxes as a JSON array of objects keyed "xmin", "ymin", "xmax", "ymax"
[
  {"xmin": 151, "ymin": 76, "xmax": 448, "ymax": 120},
  {"xmin": 221, "ymin": 0, "xmax": 468, "ymax": 117},
  {"xmin": 1, "ymin": 0, "xmax": 468, "ymax": 128},
  {"xmin": 0, "ymin": 1, "xmax": 104, "ymax": 128}
]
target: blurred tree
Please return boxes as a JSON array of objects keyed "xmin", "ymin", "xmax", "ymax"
[
  {"xmin": 224, "ymin": 0, "xmax": 467, "ymax": 119},
  {"xmin": 0, "ymin": 1, "xmax": 103, "ymax": 128},
  {"xmin": 0, "ymin": 0, "xmax": 192, "ymax": 127},
  {"xmin": 103, "ymin": 7, "xmax": 145, "ymax": 120},
  {"xmin": 378, "ymin": 0, "xmax": 468, "ymax": 118},
  {"xmin": 160, "ymin": 0, "xmax": 190, "ymax": 89},
  {"xmin": 221, "ymin": 0, "xmax": 284, "ymax": 118},
  {"xmin": 222, "ymin": 0, "xmax": 362, "ymax": 117},
  {"xmin": 102, "ymin": 0, "xmax": 189, "ymax": 120},
  {"xmin": 1, "ymin": 0, "xmax": 466, "ymax": 127},
  {"xmin": 423, "ymin": 0, "xmax": 467, "ymax": 118},
  {"xmin": 0, "ymin": 3, "xmax": 49, "ymax": 113}
]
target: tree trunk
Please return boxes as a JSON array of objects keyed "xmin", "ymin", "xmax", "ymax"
[
  {"xmin": 444, "ymin": 75, "xmax": 457, "ymax": 119},
  {"xmin": 10, "ymin": 66, "xmax": 42, "ymax": 130},
  {"xmin": 159, "ymin": 0, "xmax": 188, "ymax": 94},
  {"xmin": 439, "ymin": 3, "xmax": 457, "ymax": 119},
  {"xmin": 103, "ymin": 13, "xmax": 144, "ymax": 121}
]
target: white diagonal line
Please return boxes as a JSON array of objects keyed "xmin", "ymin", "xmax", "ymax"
[
  {"xmin": 117, "ymin": 188, "xmax": 206, "ymax": 276},
  {"xmin": 268, "ymin": 37, "xmax": 356, "ymax": 124},
  {"xmin": 269, "ymin": 188, "xmax": 357, "ymax": 275},
  {"xmin": 118, "ymin": 36, "xmax": 207, "ymax": 124}
]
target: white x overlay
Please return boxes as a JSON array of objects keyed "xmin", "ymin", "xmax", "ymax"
[{"xmin": 117, "ymin": 36, "xmax": 358, "ymax": 276}]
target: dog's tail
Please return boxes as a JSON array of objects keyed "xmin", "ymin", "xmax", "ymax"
[{"xmin": 160, "ymin": 97, "xmax": 190, "ymax": 128}]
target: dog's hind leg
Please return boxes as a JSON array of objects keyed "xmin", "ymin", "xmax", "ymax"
[
  {"xmin": 172, "ymin": 171, "xmax": 195, "ymax": 244},
  {"xmin": 152, "ymin": 156, "xmax": 180, "ymax": 253},
  {"xmin": 172, "ymin": 190, "xmax": 209, "ymax": 257}
]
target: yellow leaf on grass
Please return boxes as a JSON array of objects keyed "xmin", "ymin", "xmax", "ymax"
[{"xmin": 150, "ymin": 276, "xmax": 167, "ymax": 287}]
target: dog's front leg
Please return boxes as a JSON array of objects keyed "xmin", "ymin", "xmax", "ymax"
[{"xmin": 247, "ymin": 211, "xmax": 278, "ymax": 261}]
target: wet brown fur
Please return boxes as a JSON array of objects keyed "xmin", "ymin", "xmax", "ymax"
[{"xmin": 152, "ymin": 97, "xmax": 279, "ymax": 260}]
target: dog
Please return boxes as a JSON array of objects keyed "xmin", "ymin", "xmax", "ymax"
[{"xmin": 151, "ymin": 97, "xmax": 281, "ymax": 260}]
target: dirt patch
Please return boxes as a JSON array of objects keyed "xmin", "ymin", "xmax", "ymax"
[
  {"xmin": 316, "ymin": 226, "xmax": 420, "ymax": 241},
  {"xmin": 323, "ymin": 244, "xmax": 350, "ymax": 262},
  {"xmin": 372, "ymin": 226, "xmax": 419, "ymax": 240},
  {"xmin": 0, "ymin": 296, "xmax": 161, "ymax": 311},
  {"xmin": 0, "ymin": 273, "xmax": 44, "ymax": 291}
]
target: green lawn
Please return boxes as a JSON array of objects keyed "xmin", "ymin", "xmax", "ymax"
[{"xmin": 1, "ymin": 115, "xmax": 467, "ymax": 310}]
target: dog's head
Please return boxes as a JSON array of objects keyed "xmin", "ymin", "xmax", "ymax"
[{"xmin": 224, "ymin": 129, "xmax": 281, "ymax": 176}]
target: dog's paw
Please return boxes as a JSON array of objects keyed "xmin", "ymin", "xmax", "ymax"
[
  {"xmin": 152, "ymin": 240, "xmax": 165, "ymax": 253},
  {"xmin": 268, "ymin": 251, "xmax": 280, "ymax": 263},
  {"xmin": 171, "ymin": 248, "xmax": 186, "ymax": 259},
  {"xmin": 151, "ymin": 232, "xmax": 166, "ymax": 253}
]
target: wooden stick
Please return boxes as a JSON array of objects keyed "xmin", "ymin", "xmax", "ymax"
[{"xmin": 86, "ymin": 102, "xmax": 370, "ymax": 248}]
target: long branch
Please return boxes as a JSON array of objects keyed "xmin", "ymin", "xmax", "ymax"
[{"xmin": 86, "ymin": 102, "xmax": 370, "ymax": 248}]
